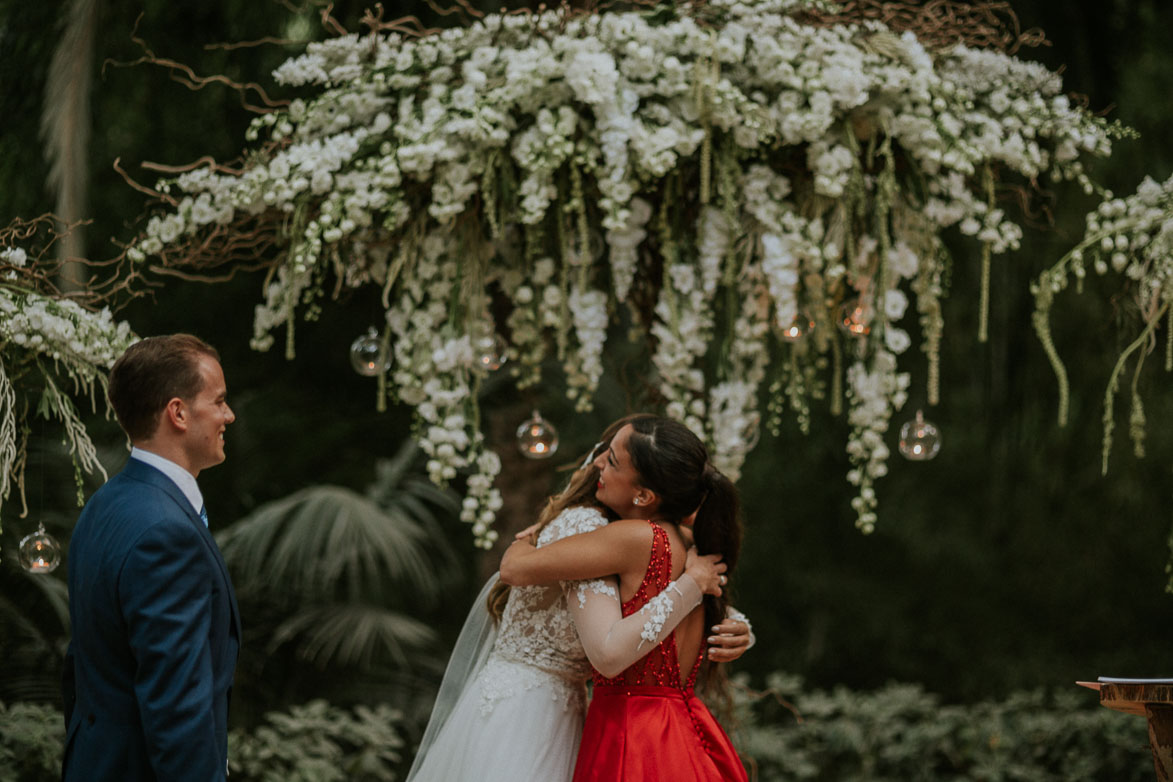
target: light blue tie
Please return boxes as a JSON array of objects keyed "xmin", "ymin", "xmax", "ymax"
[{"xmin": 199, "ymin": 506, "xmax": 208, "ymax": 528}]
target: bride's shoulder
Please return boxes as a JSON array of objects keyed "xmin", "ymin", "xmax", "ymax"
[{"xmin": 539, "ymin": 505, "xmax": 609, "ymax": 545}]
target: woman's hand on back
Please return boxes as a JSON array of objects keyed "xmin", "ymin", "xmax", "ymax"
[{"xmin": 684, "ymin": 546, "xmax": 727, "ymax": 596}]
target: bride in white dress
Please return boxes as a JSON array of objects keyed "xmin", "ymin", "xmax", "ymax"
[{"xmin": 406, "ymin": 415, "xmax": 753, "ymax": 782}]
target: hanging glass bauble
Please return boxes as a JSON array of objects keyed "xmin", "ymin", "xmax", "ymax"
[
  {"xmin": 837, "ymin": 299, "xmax": 873, "ymax": 337},
  {"xmin": 780, "ymin": 312, "xmax": 815, "ymax": 342},
  {"xmin": 517, "ymin": 410, "xmax": 559, "ymax": 459},
  {"xmin": 728, "ymin": 412, "xmax": 762, "ymax": 454},
  {"xmin": 349, "ymin": 327, "xmax": 390, "ymax": 376},
  {"xmin": 475, "ymin": 333, "xmax": 508, "ymax": 372},
  {"xmin": 899, "ymin": 410, "xmax": 941, "ymax": 461},
  {"xmin": 19, "ymin": 522, "xmax": 61, "ymax": 574}
]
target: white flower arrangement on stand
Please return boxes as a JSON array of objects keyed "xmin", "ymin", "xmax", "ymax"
[{"xmin": 130, "ymin": 0, "xmax": 1128, "ymax": 543}]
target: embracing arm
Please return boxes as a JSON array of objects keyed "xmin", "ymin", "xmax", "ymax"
[
  {"xmin": 564, "ymin": 547, "xmax": 730, "ymax": 677},
  {"xmin": 121, "ymin": 521, "xmax": 225, "ymax": 781},
  {"xmin": 499, "ymin": 519, "xmax": 653, "ymax": 586},
  {"xmin": 565, "ymin": 573, "xmax": 702, "ymax": 677}
]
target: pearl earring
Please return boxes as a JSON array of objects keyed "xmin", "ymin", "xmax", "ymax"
[{"xmin": 633, "ymin": 497, "xmax": 643, "ymax": 506}]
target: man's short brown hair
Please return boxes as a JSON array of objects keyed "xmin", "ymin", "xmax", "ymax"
[{"xmin": 108, "ymin": 334, "xmax": 220, "ymax": 441}]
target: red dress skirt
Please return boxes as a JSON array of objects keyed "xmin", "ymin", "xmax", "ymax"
[{"xmin": 571, "ymin": 522, "xmax": 747, "ymax": 782}]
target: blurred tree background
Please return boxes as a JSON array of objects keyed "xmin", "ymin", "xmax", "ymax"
[{"xmin": 1, "ymin": 0, "xmax": 1171, "ymax": 752}]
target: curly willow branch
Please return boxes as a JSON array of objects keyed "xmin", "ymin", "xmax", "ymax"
[
  {"xmin": 796, "ymin": 0, "xmax": 1049, "ymax": 53},
  {"xmin": 1, "ymin": 214, "xmax": 150, "ymax": 311},
  {"xmin": 101, "ymin": 14, "xmax": 288, "ymax": 114}
]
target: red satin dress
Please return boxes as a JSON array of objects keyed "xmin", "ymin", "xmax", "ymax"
[{"xmin": 571, "ymin": 521, "xmax": 748, "ymax": 782}]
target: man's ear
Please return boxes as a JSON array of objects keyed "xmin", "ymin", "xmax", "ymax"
[{"xmin": 163, "ymin": 398, "xmax": 187, "ymax": 432}]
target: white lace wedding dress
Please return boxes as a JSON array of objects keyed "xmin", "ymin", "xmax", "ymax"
[{"xmin": 404, "ymin": 505, "xmax": 716, "ymax": 782}]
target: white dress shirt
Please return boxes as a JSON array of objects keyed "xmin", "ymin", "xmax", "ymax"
[{"xmin": 129, "ymin": 447, "xmax": 205, "ymax": 520}]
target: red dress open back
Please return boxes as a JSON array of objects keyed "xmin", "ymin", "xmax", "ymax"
[{"xmin": 570, "ymin": 521, "xmax": 748, "ymax": 782}]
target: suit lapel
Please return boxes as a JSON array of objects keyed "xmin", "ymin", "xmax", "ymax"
[{"xmin": 120, "ymin": 459, "xmax": 242, "ymax": 639}]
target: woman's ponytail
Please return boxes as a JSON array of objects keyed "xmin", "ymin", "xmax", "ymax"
[{"xmin": 692, "ymin": 464, "xmax": 742, "ymax": 639}]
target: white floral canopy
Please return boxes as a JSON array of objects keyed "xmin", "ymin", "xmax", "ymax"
[{"xmin": 4, "ymin": 0, "xmax": 1170, "ymax": 548}]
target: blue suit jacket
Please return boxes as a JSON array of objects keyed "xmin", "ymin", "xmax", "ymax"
[{"xmin": 62, "ymin": 458, "xmax": 240, "ymax": 781}]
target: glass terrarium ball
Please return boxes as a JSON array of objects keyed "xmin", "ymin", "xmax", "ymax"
[
  {"xmin": 899, "ymin": 410, "xmax": 941, "ymax": 461},
  {"xmin": 475, "ymin": 333, "xmax": 508, "ymax": 372},
  {"xmin": 837, "ymin": 299, "xmax": 874, "ymax": 337},
  {"xmin": 517, "ymin": 410, "xmax": 559, "ymax": 459},
  {"xmin": 350, "ymin": 328, "xmax": 390, "ymax": 376},
  {"xmin": 19, "ymin": 523, "xmax": 61, "ymax": 574}
]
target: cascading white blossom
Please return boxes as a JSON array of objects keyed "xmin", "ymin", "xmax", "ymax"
[
  {"xmin": 1034, "ymin": 172, "xmax": 1173, "ymax": 477},
  {"xmin": 128, "ymin": 1, "xmax": 1125, "ymax": 541},
  {"xmin": 0, "ymin": 277, "xmax": 138, "ymax": 522}
]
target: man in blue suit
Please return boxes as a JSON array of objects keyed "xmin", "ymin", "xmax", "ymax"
[{"xmin": 63, "ymin": 334, "xmax": 240, "ymax": 781}]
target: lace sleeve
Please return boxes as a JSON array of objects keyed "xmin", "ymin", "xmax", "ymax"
[
  {"xmin": 565, "ymin": 574, "xmax": 704, "ymax": 678},
  {"xmin": 726, "ymin": 605, "xmax": 756, "ymax": 649}
]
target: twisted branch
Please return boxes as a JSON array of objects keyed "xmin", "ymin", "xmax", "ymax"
[{"xmin": 796, "ymin": 0, "xmax": 1049, "ymax": 53}]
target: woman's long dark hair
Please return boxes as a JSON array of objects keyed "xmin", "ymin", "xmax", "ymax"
[{"xmin": 624, "ymin": 416, "xmax": 743, "ymax": 695}]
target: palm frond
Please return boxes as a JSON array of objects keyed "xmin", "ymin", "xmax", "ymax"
[
  {"xmin": 270, "ymin": 603, "xmax": 440, "ymax": 671},
  {"xmin": 217, "ymin": 485, "xmax": 446, "ymax": 601}
]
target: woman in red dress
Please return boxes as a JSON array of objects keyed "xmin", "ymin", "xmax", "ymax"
[{"xmin": 501, "ymin": 416, "xmax": 747, "ymax": 782}]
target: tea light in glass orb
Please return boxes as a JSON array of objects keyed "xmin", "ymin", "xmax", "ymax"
[
  {"xmin": 898, "ymin": 410, "xmax": 941, "ymax": 461},
  {"xmin": 475, "ymin": 333, "xmax": 508, "ymax": 372},
  {"xmin": 517, "ymin": 410, "xmax": 559, "ymax": 459},
  {"xmin": 837, "ymin": 299, "xmax": 873, "ymax": 337},
  {"xmin": 349, "ymin": 327, "xmax": 390, "ymax": 376},
  {"xmin": 780, "ymin": 312, "xmax": 815, "ymax": 343},
  {"xmin": 19, "ymin": 523, "xmax": 61, "ymax": 574}
]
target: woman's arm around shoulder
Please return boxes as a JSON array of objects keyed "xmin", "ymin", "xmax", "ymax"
[{"xmin": 499, "ymin": 518, "xmax": 651, "ymax": 586}]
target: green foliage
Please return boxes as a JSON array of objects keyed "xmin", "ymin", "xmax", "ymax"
[
  {"xmin": 0, "ymin": 701, "xmax": 63, "ymax": 782},
  {"xmin": 0, "ymin": 552, "xmax": 70, "ymax": 704},
  {"xmin": 3, "ymin": 679, "xmax": 1154, "ymax": 782},
  {"xmin": 733, "ymin": 673, "xmax": 1153, "ymax": 781},
  {"xmin": 0, "ymin": 700, "xmax": 408, "ymax": 782},
  {"xmin": 215, "ymin": 439, "xmax": 461, "ymax": 723},
  {"xmin": 229, "ymin": 700, "xmax": 408, "ymax": 782}
]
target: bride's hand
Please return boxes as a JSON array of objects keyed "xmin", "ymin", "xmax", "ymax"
[
  {"xmin": 684, "ymin": 546, "xmax": 727, "ymax": 596},
  {"xmin": 514, "ymin": 522, "xmax": 541, "ymax": 544},
  {"xmin": 707, "ymin": 618, "xmax": 752, "ymax": 662}
]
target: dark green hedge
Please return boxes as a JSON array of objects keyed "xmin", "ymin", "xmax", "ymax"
[
  {"xmin": 1, "ymin": 676, "xmax": 1154, "ymax": 782},
  {"xmin": 731, "ymin": 673, "xmax": 1153, "ymax": 781}
]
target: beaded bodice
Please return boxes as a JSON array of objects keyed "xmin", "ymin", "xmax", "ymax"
[{"xmin": 591, "ymin": 521, "xmax": 703, "ymax": 693}]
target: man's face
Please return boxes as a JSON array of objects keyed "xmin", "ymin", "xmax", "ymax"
[{"xmin": 184, "ymin": 354, "xmax": 234, "ymax": 475}]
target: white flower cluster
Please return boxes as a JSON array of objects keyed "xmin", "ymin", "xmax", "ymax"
[
  {"xmin": 705, "ymin": 262, "xmax": 771, "ymax": 481},
  {"xmin": 1, "ymin": 247, "xmax": 28, "ymax": 269},
  {"xmin": 605, "ymin": 197, "xmax": 651, "ymax": 302},
  {"xmin": 1033, "ymin": 172, "xmax": 1173, "ymax": 465},
  {"xmin": 653, "ymin": 207, "xmax": 729, "ymax": 432},
  {"xmin": 384, "ymin": 233, "xmax": 502, "ymax": 547},
  {"xmin": 845, "ymin": 350, "xmax": 910, "ymax": 533},
  {"xmin": 131, "ymin": 2, "xmax": 1121, "ymax": 540},
  {"xmin": 1077, "ymin": 174, "xmax": 1173, "ymax": 290},
  {"xmin": 0, "ymin": 289, "xmax": 137, "ymax": 369},
  {"xmin": 565, "ymin": 286, "xmax": 608, "ymax": 411},
  {"xmin": 0, "ymin": 283, "xmax": 139, "ymax": 514}
]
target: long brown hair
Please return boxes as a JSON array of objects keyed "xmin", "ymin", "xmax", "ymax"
[{"xmin": 486, "ymin": 414, "xmax": 657, "ymax": 620}]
